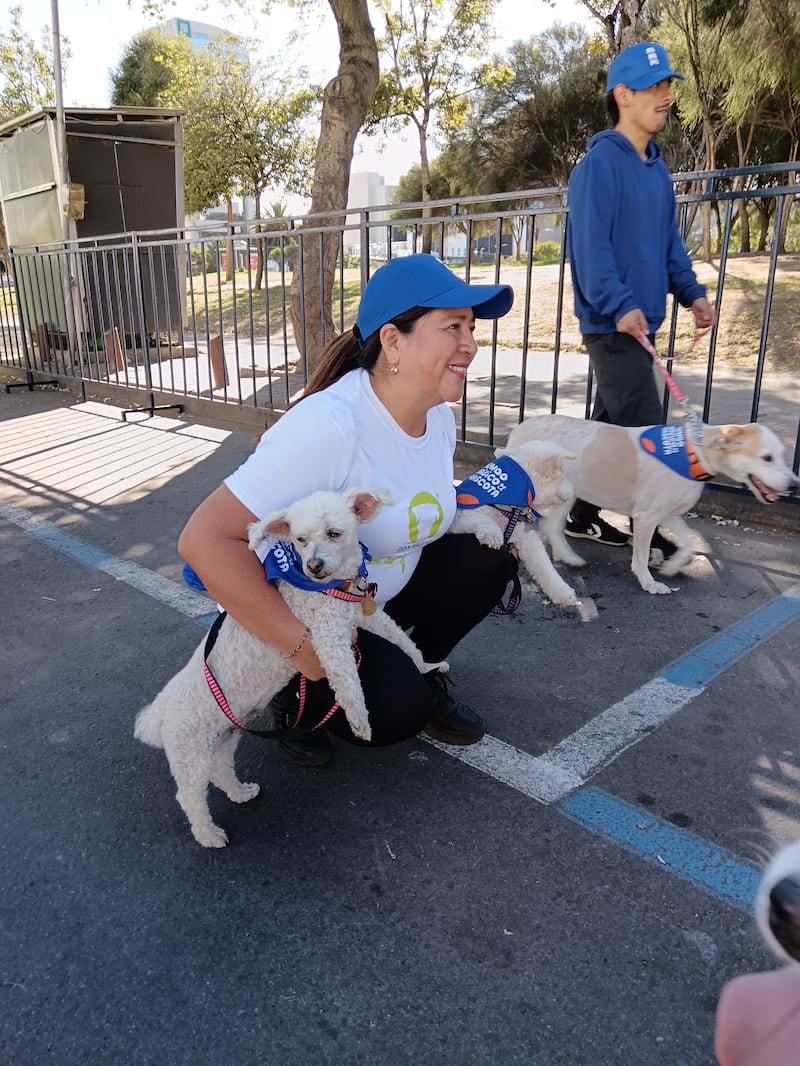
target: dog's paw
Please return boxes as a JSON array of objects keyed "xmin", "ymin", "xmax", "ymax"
[
  {"xmin": 192, "ymin": 823, "xmax": 229, "ymax": 848},
  {"xmin": 550, "ymin": 589, "xmax": 578, "ymax": 607},
  {"xmin": 348, "ymin": 716, "xmax": 372, "ymax": 742},
  {"xmin": 477, "ymin": 529, "xmax": 504, "ymax": 549},
  {"xmin": 228, "ymin": 781, "xmax": 260, "ymax": 804},
  {"xmin": 643, "ymin": 579, "xmax": 675, "ymax": 595}
]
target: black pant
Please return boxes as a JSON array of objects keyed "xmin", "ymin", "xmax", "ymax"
[
  {"xmin": 295, "ymin": 533, "xmax": 518, "ymax": 745},
  {"xmin": 571, "ymin": 331, "xmax": 663, "ymax": 526}
]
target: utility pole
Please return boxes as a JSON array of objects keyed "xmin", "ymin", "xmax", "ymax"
[{"xmin": 50, "ymin": 0, "xmax": 70, "ymax": 243}]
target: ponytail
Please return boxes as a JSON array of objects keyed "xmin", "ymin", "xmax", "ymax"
[{"xmin": 292, "ymin": 305, "xmax": 431, "ymax": 407}]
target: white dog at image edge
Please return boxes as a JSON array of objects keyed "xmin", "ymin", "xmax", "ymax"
[
  {"xmin": 757, "ymin": 842, "xmax": 800, "ymax": 964},
  {"xmin": 134, "ymin": 488, "xmax": 427, "ymax": 848}
]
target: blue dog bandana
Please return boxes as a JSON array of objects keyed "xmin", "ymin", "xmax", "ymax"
[
  {"xmin": 639, "ymin": 425, "xmax": 710, "ymax": 481},
  {"xmin": 455, "ymin": 454, "xmax": 537, "ymax": 510},
  {"xmin": 262, "ymin": 540, "xmax": 371, "ymax": 592},
  {"xmin": 182, "ymin": 543, "xmax": 372, "ymax": 594}
]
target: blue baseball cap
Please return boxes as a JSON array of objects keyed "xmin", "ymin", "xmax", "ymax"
[
  {"xmin": 354, "ymin": 253, "xmax": 514, "ymax": 346},
  {"xmin": 606, "ymin": 42, "xmax": 684, "ymax": 92}
]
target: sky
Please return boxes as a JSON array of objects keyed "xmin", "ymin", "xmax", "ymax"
[{"xmin": 14, "ymin": 0, "xmax": 594, "ymax": 186}]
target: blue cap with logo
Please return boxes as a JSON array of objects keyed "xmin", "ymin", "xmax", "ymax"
[
  {"xmin": 606, "ymin": 42, "xmax": 684, "ymax": 92},
  {"xmin": 354, "ymin": 253, "xmax": 514, "ymax": 347}
]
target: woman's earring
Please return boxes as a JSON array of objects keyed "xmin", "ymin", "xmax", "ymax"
[{"xmin": 389, "ymin": 364, "xmax": 399, "ymax": 375}]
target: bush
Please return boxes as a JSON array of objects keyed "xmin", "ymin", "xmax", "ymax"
[{"xmin": 533, "ymin": 241, "xmax": 561, "ymax": 263}]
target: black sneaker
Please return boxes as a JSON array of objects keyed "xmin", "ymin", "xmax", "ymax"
[
  {"xmin": 270, "ymin": 682, "xmax": 332, "ymax": 767},
  {"xmin": 566, "ymin": 514, "xmax": 630, "ymax": 546},
  {"xmin": 648, "ymin": 529, "xmax": 679, "ymax": 567},
  {"xmin": 423, "ymin": 671, "xmax": 485, "ymax": 746}
]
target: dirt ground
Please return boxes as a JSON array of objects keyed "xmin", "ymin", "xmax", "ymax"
[{"xmin": 473, "ymin": 254, "xmax": 800, "ymax": 370}]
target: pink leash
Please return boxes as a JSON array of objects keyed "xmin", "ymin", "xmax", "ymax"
[{"xmin": 637, "ymin": 330, "xmax": 710, "ymax": 441}]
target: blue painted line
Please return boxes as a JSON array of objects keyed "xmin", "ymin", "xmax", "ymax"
[
  {"xmin": 661, "ymin": 586, "xmax": 800, "ymax": 688},
  {"xmin": 558, "ymin": 786, "xmax": 761, "ymax": 914},
  {"xmin": 3, "ymin": 495, "xmax": 787, "ymax": 915},
  {"xmin": 32, "ymin": 525, "xmax": 116, "ymax": 569}
]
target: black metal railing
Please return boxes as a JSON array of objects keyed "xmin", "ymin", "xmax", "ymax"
[{"xmin": 1, "ymin": 164, "xmax": 798, "ymax": 488}]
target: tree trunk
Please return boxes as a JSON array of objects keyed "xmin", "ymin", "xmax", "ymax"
[
  {"xmin": 254, "ymin": 192, "xmax": 264, "ymax": 291},
  {"xmin": 225, "ymin": 198, "xmax": 234, "ymax": 284},
  {"xmin": 290, "ymin": 0, "xmax": 380, "ymax": 371},
  {"xmin": 418, "ymin": 119, "xmax": 433, "ymax": 255}
]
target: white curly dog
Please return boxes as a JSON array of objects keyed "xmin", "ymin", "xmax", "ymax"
[
  {"xmin": 135, "ymin": 488, "xmax": 426, "ymax": 848},
  {"xmin": 450, "ymin": 440, "xmax": 578, "ymax": 606}
]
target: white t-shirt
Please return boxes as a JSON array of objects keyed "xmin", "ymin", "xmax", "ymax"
[{"xmin": 224, "ymin": 368, "xmax": 457, "ymax": 604}]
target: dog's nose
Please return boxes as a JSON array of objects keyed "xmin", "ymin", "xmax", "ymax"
[
  {"xmin": 306, "ymin": 557, "xmax": 324, "ymax": 576},
  {"xmin": 769, "ymin": 876, "xmax": 800, "ymax": 961}
]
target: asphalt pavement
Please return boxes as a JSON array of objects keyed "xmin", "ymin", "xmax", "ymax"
[{"xmin": 2, "ymin": 381, "xmax": 799, "ymax": 1066}]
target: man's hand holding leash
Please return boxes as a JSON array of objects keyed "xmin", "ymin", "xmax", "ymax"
[
  {"xmin": 616, "ymin": 308, "xmax": 650, "ymax": 338},
  {"xmin": 692, "ymin": 297, "xmax": 716, "ymax": 329}
]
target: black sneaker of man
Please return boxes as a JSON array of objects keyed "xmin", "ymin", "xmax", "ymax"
[
  {"xmin": 423, "ymin": 670, "xmax": 485, "ymax": 746},
  {"xmin": 565, "ymin": 513, "xmax": 630, "ymax": 547},
  {"xmin": 270, "ymin": 680, "xmax": 332, "ymax": 767},
  {"xmin": 648, "ymin": 529, "xmax": 679, "ymax": 568}
]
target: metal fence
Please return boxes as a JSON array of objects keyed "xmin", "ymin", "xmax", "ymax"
[{"xmin": 1, "ymin": 162, "xmax": 799, "ymax": 488}]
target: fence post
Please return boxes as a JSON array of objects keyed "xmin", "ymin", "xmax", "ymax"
[
  {"xmin": 209, "ymin": 334, "xmax": 228, "ymax": 389},
  {"xmin": 103, "ymin": 327, "xmax": 125, "ymax": 372}
]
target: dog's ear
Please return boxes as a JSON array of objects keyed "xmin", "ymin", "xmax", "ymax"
[
  {"xmin": 247, "ymin": 511, "xmax": 290, "ymax": 550},
  {"xmin": 707, "ymin": 425, "xmax": 745, "ymax": 450},
  {"xmin": 538, "ymin": 456, "xmax": 559, "ymax": 479},
  {"xmin": 346, "ymin": 489, "xmax": 393, "ymax": 524}
]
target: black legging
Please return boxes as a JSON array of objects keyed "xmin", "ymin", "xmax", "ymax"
[
  {"xmin": 293, "ymin": 533, "xmax": 518, "ymax": 745},
  {"xmin": 571, "ymin": 331, "xmax": 664, "ymax": 526}
]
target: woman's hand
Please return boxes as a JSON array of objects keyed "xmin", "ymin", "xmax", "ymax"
[
  {"xmin": 286, "ymin": 631, "xmax": 326, "ymax": 681},
  {"xmin": 716, "ymin": 965, "xmax": 800, "ymax": 1065}
]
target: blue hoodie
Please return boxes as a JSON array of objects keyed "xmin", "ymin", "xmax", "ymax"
[{"xmin": 567, "ymin": 130, "xmax": 706, "ymax": 334}]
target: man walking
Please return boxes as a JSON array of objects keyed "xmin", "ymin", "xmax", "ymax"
[{"xmin": 565, "ymin": 41, "xmax": 715, "ymax": 556}]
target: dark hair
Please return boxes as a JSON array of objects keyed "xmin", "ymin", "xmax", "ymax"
[
  {"xmin": 293, "ymin": 306, "xmax": 431, "ymax": 405},
  {"xmin": 606, "ymin": 89, "xmax": 619, "ymax": 126}
]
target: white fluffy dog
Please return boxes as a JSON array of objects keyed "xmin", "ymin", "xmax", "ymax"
[
  {"xmin": 757, "ymin": 843, "xmax": 800, "ymax": 963},
  {"xmin": 506, "ymin": 415, "xmax": 799, "ymax": 595},
  {"xmin": 450, "ymin": 440, "xmax": 578, "ymax": 606},
  {"xmin": 134, "ymin": 488, "xmax": 426, "ymax": 848}
]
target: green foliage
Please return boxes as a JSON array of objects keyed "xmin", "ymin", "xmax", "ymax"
[
  {"xmin": 108, "ymin": 27, "xmax": 191, "ymax": 107},
  {"xmin": 391, "ymin": 161, "xmax": 453, "ymax": 212},
  {"xmin": 365, "ymin": 0, "xmax": 508, "ymax": 195},
  {"xmin": 189, "ymin": 243, "xmax": 220, "ymax": 275},
  {"xmin": 430, "ymin": 23, "xmax": 607, "ymax": 196},
  {"xmin": 0, "ymin": 6, "xmax": 70, "ymax": 124},
  {"xmin": 533, "ymin": 240, "xmax": 561, "ymax": 262},
  {"xmin": 109, "ymin": 30, "xmax": 319, "ymax": 216}
]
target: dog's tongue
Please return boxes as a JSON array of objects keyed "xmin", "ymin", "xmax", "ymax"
[{"xmin": 751, "ymin": 475, "xmax": 779, "ymax": 502}]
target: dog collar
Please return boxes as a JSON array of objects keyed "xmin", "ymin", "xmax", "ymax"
[
  {"xmin": 455, "ymin": 454, "xmax": 539, "ymax": 513},
  {"xmin": 326, "ymin": 575, "xmax": 379, "ymax": 616},
  {"xmin": 263, "ymin": 540, "xmax": 371, "ymax": 592},
  {"xmin": 639, "ymin": 426, "xmax": 712, "ymax": 482}
]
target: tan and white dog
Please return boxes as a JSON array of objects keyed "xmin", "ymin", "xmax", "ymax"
[
  {"xmin": 505, "ymin": 415, "xmax": 798, "ymax": 595},
  {"xmin": 450, "ymin": 440, "xmax": 578, "ymax": 606}
]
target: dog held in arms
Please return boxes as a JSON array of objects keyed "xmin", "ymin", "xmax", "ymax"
[
  {"xmin": 450, "ymin": 440, "xmax": 578, "ymax": 606},
  {"xmin": 504, "ymin": 415, "xmax": 799, "ymax": 595},
  {"xmin": 134, "ymin": 488, "xmax": 427, "ymax": 848}
]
